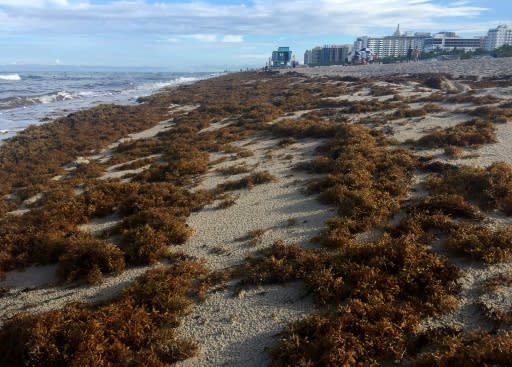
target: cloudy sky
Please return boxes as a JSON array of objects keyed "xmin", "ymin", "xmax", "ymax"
[{"xmin": 0, "ymin": 0, "xmax": 510, "ymax": 71}]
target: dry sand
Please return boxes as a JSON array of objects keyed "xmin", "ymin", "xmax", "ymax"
[
  {"xmin": 2, "ymin": 57, "xmax": 512, "ymax": 364},
  {"xmin": 176, "ymin": 135, "xmax": 334, "ymax": 366},
  {"xmin": 0, "ymin": 265, "xmax": 153, "ymax": 322},
  {"xmin": 293, "ymin": 57, "xmax": 512, "ymax": 79}
]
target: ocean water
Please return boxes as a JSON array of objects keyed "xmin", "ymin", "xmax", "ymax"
[{"xmin": 0, "ymin": 70, "xmax": 214, "ymax": 141}]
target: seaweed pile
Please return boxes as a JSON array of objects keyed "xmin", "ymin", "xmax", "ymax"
[{"xmin": 1, "ymin": 71, "xmax": 512, "ymax": 366}]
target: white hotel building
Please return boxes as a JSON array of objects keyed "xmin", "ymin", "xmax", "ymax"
[
  {"xmin": 485, "ymin": 25, "xmax": 512, "ymax": 50},
  {"xmin": 356, "ymin": 25, "xmax": 431, "ymax": 59},
  {"xmin": 355, "ymin": 24, "xmax": 512, "ymax": 60},
  {"xmin": 423, "ymin": 32, "xmax": 484, "ymax": 52}
]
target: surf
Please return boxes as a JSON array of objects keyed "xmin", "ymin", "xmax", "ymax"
[{"xmin": 0, "ymin": 74, "xmax": 21, "ymax": 81}]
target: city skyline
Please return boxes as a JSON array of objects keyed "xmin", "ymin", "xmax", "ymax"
[{"xmin": 0, "ymin": 0, "xmax": 511, "ymax": 71}]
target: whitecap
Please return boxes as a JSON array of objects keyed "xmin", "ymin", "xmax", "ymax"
[
  {"xmin": 0, "ymin": 74, "xmax": 21, "ymax": 81},
  {"xmin": 30, "ymin": 91, "xmax": 77, "ymax": 105},
  {"xmin": 143, "ymin": 76, "xmax": 201, "ymax": 91}
]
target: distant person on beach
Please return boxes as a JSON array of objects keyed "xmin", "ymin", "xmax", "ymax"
[
  {"xmin": 407, "ymin": 46, "xmax": 413, "ymax": 62},
  {"xmin": 414, "ymin": 46, "xmax": 421, "ymax": 62}
]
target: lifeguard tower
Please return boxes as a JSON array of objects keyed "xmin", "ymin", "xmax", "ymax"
[{"xmin": 271, "ymin": 47, "xmax": 293, "ymax": 68}]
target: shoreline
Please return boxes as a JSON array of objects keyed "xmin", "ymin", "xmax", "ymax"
[{"xmin": 0, "ymin": 71, "xmax": 217, "ymax": 145}]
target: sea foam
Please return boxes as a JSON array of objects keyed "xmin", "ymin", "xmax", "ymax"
[
  {"xmin": 0, "ymin": 74, "xmax": 21, "ymax": 81},
  {"xmin": 0, "ymin": 91, "xmax": 89, "ymax": 110}
]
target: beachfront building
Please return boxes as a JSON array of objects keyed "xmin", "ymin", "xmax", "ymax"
[
  {"xmin": 309, "ymin": 47, "xmax": 322, "ymax": 65},
  {"xmin": 304, "ymin": 45, "xmax": 352, "ymax": 66},
  {"xmin": 485, "ymin": 25, "xmax": 512, "ymax": 50},
  {"xmin": 354, "ymin": 36, "xmax": 369, "ymax": 51},
  {"xmin": 271, "ymin": 47, "xmax": 293, "ymax": 68},
  {"xmin": 301, "ymin": 23, "xmax": 512, "ymax": 67},
  {"xmin": 356, "ymin": 26, "xmax": 431, "ymax": 58},
  {"xmin": 304, "ymin": 50, "xmax": 313, "ymax": 65},
  {"xmin": 364, "ymin": 34, "xmax": 430, "ymax": 58},
  {"xmin": 424, "ymin": 32, "xmax": 485, "ymax": 52},
  {"xmin": 393, "ymin": 24, "xmax": 401, "ymax": 37}
]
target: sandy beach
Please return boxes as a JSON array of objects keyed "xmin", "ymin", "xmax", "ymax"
[
  {"xmin": 1, "ymin": 57, "xmax": 512, "ymax": 366},
  {"xmin": 294, "ymin": 57, "xmax": 512, "ymax": 79}
]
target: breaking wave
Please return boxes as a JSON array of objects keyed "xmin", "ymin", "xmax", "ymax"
[
  {"xmin": 149, "ymin": 76, "xmax": 201, "ymax": 89},
  {"xmin": 0, "ymin": 91, "xmax": 88, "ymax": 110},
  {"xmin": 0, "ymin": 76, "xmax": 205, "ymax": 110},
  {"xmin": 0, "ymin": 74, "xmax": 21, "ymax": 81}
]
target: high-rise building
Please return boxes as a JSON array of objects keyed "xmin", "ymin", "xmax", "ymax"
[
  {"xmin": 320, "ymin": 45, "xmax": 351, "ymax": 65},
  {"xmin": 271, "ymin": 47, "xmax": 293, "ymax": 67},
  {"xmin": 485, "ymin": 25, "xmax": 512, "ymax": 50},
  {"xmin": 304, "ymin": 45, "xmax": 352, "ymax": 65},
  {"xmin": 311, "ymin": 47, "xmax": 322, "ymax": 65},
  {"xmin": 303, "ymin": 50, "xmax": 313, "ymax": 65},
  {"xmin": 301, "ymin": 24, "xmax": 510, "ymax": 67},
  {"xmin": 354, "ymin": 36, "xmax": 369, "ymax": 51},
  {"xmin": 424, "ymin": 32, "xmax": 484, "ymax": 52},
  {"xmin": 360, "ymin": 32, "xmax": 430, "ymax": 58}
]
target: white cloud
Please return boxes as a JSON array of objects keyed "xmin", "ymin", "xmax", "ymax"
[
  {"xmin": 187, "ymin": 34, "xmax": 217, "ymax": 42},
  {"xmin": 0, "ymin": 0, "xmax": 494, "ymax": 38},
  {"xmin": 51, "ymin": 0, "xmax": 69, "ymax": 6},
  {"xmin": 449, "ymin": 20, "xmax": 511, "ymax": 35},
  {"xmin": 165, "ymin": 37, "xmax": 180, "ymax": 43},
  {"xmin": 161, "ymin": 34, "xmax": 244, "ymax": 44},
  {"xmin": 222, "ymin": 35, "xmax": 243, "ymax": 43},
  {"xmin": 0, "ymin": 0, "xmax": 39, "ymax": 6},
  {"xmin": 450, "ymin": 1, "xmax": 471, "ymax": 6},
  {"xmin": 0, "ymin": 0, "xmax": 69, "ymax": 7}
]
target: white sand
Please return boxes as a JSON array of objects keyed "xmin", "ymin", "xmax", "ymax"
[
  {"xmin": 0, "ymin": 265, "xmax": 153, "ymax": 324},
  {"xmin": 175, "ymin": 134, "xmax": 334, "ymax": 366},
  {"xmin": 78, "ymin": 213, "xmax": 123, "ymax": 237},
  {"xmin": 177, "ymin": 283, "xmax": 312, "ymax": 367},
  {"xmin": 100, "ymin": 156, "xmax": 158, "ymax": 181},
  {"xmin": 293, "ymin": 57, "xmax": 512, "ymax": 79},
  {"xmin": 436, "ymin": 122, "xmax": 512, "ymax": 168}
]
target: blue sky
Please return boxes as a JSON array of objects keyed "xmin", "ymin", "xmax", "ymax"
[{"xmin": 0, "ymin": 0, "xmax": 510, "ymax": 71}]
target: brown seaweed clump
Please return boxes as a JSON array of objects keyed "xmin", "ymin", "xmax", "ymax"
[
  {"xmin": 424, "ymin": 162, "xmax": 512, "ymax": 214},
  {"xmin": 415, "ymin": 119, "xmax": 496, "ymax": 148},
  {"xmin": 301, "ymin": 124, "xmax": 417, "ymax": 245},
  {"xmin": 0, "ymin": 263, "xmax": 205, "ymax": 367},
  {"xmin": 240, "ymin": 234, "xmax": 460, "ymax": 365}
]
